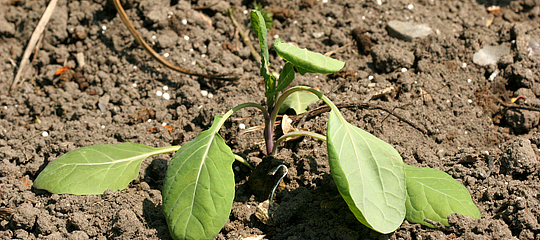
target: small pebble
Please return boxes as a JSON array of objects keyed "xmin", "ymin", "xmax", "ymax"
[
  {"xmin": 387, "ymin": 20, "xmax": 433, "ymax": 41},
  {"xmin": 201, "ymin": 54, "xmax": 206, "ymax": 58},
  {"xmin": 239, "ymin": 123, "xmax": 246, "ymax": 130},
  {"xmin": 148, "ymin": 119, "xmax": 152, "ymax": 122},
  {"xmin": 101, "ymin": 125, "xmax": 105, "ymax": 129},
  {"xmin": 312, "ymin": 32, "xmax": 324, "ymax": 38},
  {"xmin": 42, "ymin": 131, "xmax": 49, "ymax": 137},
  {"xmin": 132, "ymin": 83, "xmax": 137, "ymax": 87},
  {"xmin": 181, "ymin": 19, "xmax": 187, "ymax": 25},
  {"xmin": 207, "ymin": 93, "xmax": 213, "ymax": 99},
  {"xmin": 462, "ymin": 62, "xmax": 467, "ymax": 68},
  {"xmin": 529, "ymin": 37, "xmax": 540, "ymax": 56},
  {"xmin": 407, "ymin": 4, "xmax": 414, "ymax": 10},
  {"xmin": 368, "ymin": 75, "xmax": 374, "ymax": 80},
  {"xmin": 468, "ymin": 99, "xmax": 473, "ymax": 103},
  {"xmin": 163, "ymin": 93, "xmax": 170, "ymax": 100},
  {"xmin": 156, "ymin": 90, "xmax": 163, "ymax": 97},
  {"xmin": 243, "ymin": 10, "xmax": 248, "ymax": 14},
  {"xmin": 164, "ymin": 53, "xmax": 169, "ymax": 58},
  {"xmin": 274, "ymin": 34, "xmax": 279, "ymax": 39},
  {"xmin": 467, "ymin": 79, "xmax": 472, "ymax": 83},
  {"xmin": 488, "ymin": 70, "xmax": 499, "ymax": 81},
  {"xmin": 473, "ymin": 45, "xmax": 510, "ymax": 66},
  {"xmin": 101, "ymin": 26, "xmax": 107, "ymax": 30},
  {"xmin": 201, "ymin": 90, "xmax": 208, "ymax": 97},
  {"xmin": 152, "ymin": 35, "xmax": 156, "ymax": 40},
  {"xmin": 163, "ymin": 86, "xmax": 168, "ymax": 91},
  {"xmin": 162, "ymin": 122, "xmax": 167, "ymax": 126},
  {"xmin": 401, "ymin": 68, "xmax": 408, "ymax": 72},
  {"xmin": 184, "ymin": 35, "xmax": 190, "ymax": 41}
]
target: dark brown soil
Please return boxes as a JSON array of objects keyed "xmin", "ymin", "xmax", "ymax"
[{"xmin": 1, "ymin": 0, "xmax": 540, "ymax": 239}]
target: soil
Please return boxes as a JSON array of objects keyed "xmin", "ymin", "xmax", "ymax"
[{"xmin": 1, "ymin": 0, "xmax": 540, "ymax": 239}]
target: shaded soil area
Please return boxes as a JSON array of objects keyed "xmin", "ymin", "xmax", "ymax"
[{"xmin": 1, "ymin": 0, "xmax": 540, "ymax": 239}]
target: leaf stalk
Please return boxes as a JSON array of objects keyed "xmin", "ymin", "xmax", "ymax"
[{"xmin": 271, "ymin": 131, "xmax": 327, "ymax": 156}]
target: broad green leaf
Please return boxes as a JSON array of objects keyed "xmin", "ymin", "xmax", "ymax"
[
  {"xmin": 162, "ymin": 115, "xmax": 235, "ymax": 240},
  {"xmin": 278, "ymin": 90, "xmax": 319, "ymax": 114},
  {"xmin": 404, "ymin": 165, "xmax": 481, "ymax": 227},
  {"xmin": 251, "ymin": 10, "xmax": 272, "ymax": 85},
  {"xmin": 273, "ymin": 38, "xmax": 345, "ymax": 75},
  {"xmin": 34, "ymin": 143, "xmax": 179, "ymax": 195},
  {"xmin": 327, "ymin": 110, "xmax": 406, "ymax": 234}
]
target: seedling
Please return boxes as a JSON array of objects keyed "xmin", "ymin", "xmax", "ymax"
[{"xmin": 34, "ymin": 10, "xmax": 480, "ymax": 240}]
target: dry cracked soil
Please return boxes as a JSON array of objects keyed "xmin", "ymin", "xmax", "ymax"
[{"xmin": 1, "ymin": 0, "xmax": 540, "ymax": 239}]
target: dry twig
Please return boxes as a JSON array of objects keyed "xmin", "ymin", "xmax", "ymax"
[
  {"xmin": 11, "ymin": 0, "xmax": 59, "ymax": 93},
  {"xmin": 290, "ymin": 102, "xmax": 431, "ymax": 135},
  {"xmin": 324, "ymin": 40, "xmax": 354, "ymax": 57},
  {"xmin": 225, "ymin": 8, "xmax": 261, "ymax": 62},
  {"xmin": 111, "ymin": 0, "xmax": 239, "ymax": 81}
]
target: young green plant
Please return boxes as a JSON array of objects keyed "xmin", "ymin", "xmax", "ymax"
[{"xmin": 34, "ymin": 10, "xmax": 481, "ymax": 240}]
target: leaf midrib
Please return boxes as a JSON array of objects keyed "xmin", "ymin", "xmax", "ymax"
[
  {"xmin": 185, "ymin": 134, "xmax": 214, "ymax": 237},
  {"xmin": 55, "ymin": 148, "xmax": 156, "ymax": 166},
  {"xmin": 412, "ymin": 178, "xmax": 467, "ymax": 205}
]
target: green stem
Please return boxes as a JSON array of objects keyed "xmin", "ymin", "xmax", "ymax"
[
  {"xmin": 155, "ymin": 145, "xmax": 182, "ymax": 154},
  {"xmin": 210, "ymin": 102, "xmax": 268, "ymax": 167},
  {"xmin": 234, "ymin": 154, "xmax": 253, "ymax": 169},
  {"xmin": 271, "ymin": 131, "xmax": 327, "ymax": 156},
  {"xmin": 215, "ymin": 102, "xmax": 269, "ymax": 130},
  {"xmin": 270, "ymin": 86, "xmax": 340, "ymax": 133}
]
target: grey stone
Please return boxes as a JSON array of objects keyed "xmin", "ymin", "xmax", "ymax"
[
  {"xmin": 387, "ymin": 20, "xmax": 433, "ymax": 41},
  {"xmin": 473, "ymin": 45, "xmax": 511, "ymax": 66}
]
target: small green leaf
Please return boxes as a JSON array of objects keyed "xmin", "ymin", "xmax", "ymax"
[
  {"xmin": 162, "ymin": 115, "xmax": 235, "ymax": 240},
  {"xmin": 34, "ymin": 143, "xmax": 179, "ymax": 195},
  {"xmin": 274, "ymin": 38, "xmax": 345, "ymax": 75},
  {"xmin": 253, "ymin": 2, "xmax": 274, "ymax": 29},
  {"xmin": 275, "ymin": 62, "xmax": 295, "ymax": 93},
  {"xmin": 251, "ymin": 10, "xmax": 271, "ymax": 83},
  {"xmin": 278, "ymin": 90, "xmax": 319, "ymax": 114},
  {"xmin": 404, "ymin": 165, "xmax": 481, "ymax": 227},
  {"xmin": 327, "ymin": 110, "xmax": 406, "ymax": 234}
]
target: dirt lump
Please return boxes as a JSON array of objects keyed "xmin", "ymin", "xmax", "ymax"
[
  {"xmin": 11, "ymin": 203, "xmax": 37, "ymax": 230},
  {"xmin": 500, "ymin": 138, "xmax": 539, "ymax": 179},
  {"xmin": 371, "ymin": 44, "xmax": 414, "ymax": 73}
]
